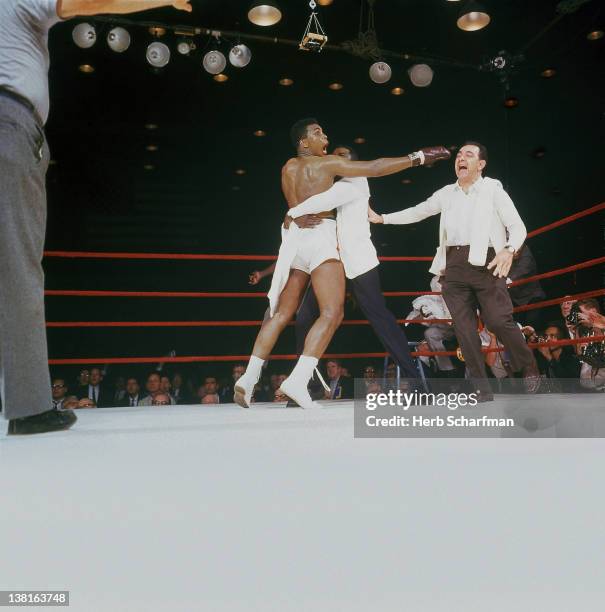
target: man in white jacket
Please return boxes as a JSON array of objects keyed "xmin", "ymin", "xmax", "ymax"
[
  {"xmin": 286, "ymin": 145, "xmax": 419, "ymax": 381},
  {"xmin": 369, "ymin": 142, "xmax": 540, "ymax": 400}
]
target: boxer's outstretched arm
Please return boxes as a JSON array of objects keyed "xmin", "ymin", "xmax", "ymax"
[
  {"xmin": 57, "ymin": 0, "xmax": 191, "ymax": 18},
  {"xmin": 322, "ymin": 146, "xmax": 451, "ymax": 179}
]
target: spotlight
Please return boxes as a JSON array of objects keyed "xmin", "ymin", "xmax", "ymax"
[
  {"xmin": 146, "ymin": 42, "xmax": 170, "ymax": 68},
  {"xmin": 107, "ymin": 27, "xmax": 130, "ymax": 53},
  {"xmin": 328, "ymin": 82, "xmax": 343, "ymax": 90},
  {"xmin": 72, "ymin": 23, "xmax": 96, "ymax": 49},
  {"xmin": 254, "ymin": 129, "xmax": 266, "ymax": 137},
  {"xmin": 504, "ymin": 96, "xmax": 519, "ymax": 108},
  {"xmin": 203, "ymin": 50, "xmax": 227, "ymax": 75},
  {"xmin": 248, "ymin": 1, "xmax": 282, "ymax": 26},
  {"xmin": 532, "ymin": 147, "xmax": 546, "ymax": 159},
  {"xmin": 353, "ymin": 137, "xmax": 366, "ymax": 144},
  {"xmin": 369, "ymin": 62, "xmax": 392, "ymax": 84},
  {"xmin": 177, "ymin": 40, "xmax": 196, "ymax": 55},
  {"xmin": 457, "ymin": 1, "xmax": 491, "ymax": 32},
  {"xmin": 390, "ymin": 87, "xmax": 404, "ymax": 96},
  {"xmin": 144, "ymin": 164, "xmax": 155, "ymax": 171},
  {"xmin": 213, "ymin": 73, "xmax": 229, "ymax": 82},
  {"xmin": 279, "ymin": 77, "xmax": 294, "ymax": 86},
  {"xmin": 408, "ymin": 64, "xmax": 434, "ymax": 87},
  {"xmin": 541, "ymin": 67, "xmax": 556, "ymax": 78},
  {"xmin": 401, "ymin": 178, "xmax": 412, "ymax": 184},
  {"xmin": 78, "ymin": 64, "xmax": 95, "ymax": 74},
  {"xmin": 229, "ymin": 44, "xmax": 252, "ymax": 68},
  {"xmin": 145, "ymin": 123, "xmax": 159, "ymax": 130},
  {"xmin": 148, "ymin": 27, "xmax": 166, "ymax": 37},
  {"xmin": 317, "ymin": 0, "xmax": 334, "ymax": 5},
  {"xmin": 235, "ymin": 169, "xmax": 246, "ymax": 175},
  {"xmin": 146, "ymin": 145, "xmax": 159, "ymax": 152},
  {"xmin": 587, "ymin": 30, "xmax": 604, "ymax": 41}
]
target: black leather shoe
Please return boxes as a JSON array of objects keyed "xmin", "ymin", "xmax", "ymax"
[
  {"xmin": 286, "ymin": 399, "xmax": 301, "ymax": 408},
  {"xmin": 7, "ymin": 408, "xmax": 77, "ymax": 436}
]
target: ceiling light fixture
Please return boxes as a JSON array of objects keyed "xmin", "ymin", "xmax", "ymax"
[
  {"xmin": 586, "ymin": 30, "xmax": 603, "ymax": 41},
  {"xmin": 203, "ymin": 50, "xmax": 227, "ymax": 75},
  {"xmin": 328, "ymin": 82, "xmax": 343, "ymax": 90},
  {"xmin": 213, "ymin": 73, "xmax": 229, "ymax": 82},
  {"xmin": 390, "ymin": 87, "xmax": 404, "ymax": 95},
  {"xmin": 107, "ymin": 27, "xmax": 130, "ymax": 53},
  {"xmin": 229, "ymin": 44, "xmax": 252, "ymax": 68},
  {"xmin": 279, "ymin": 77, "xmax": 294, "ymax": 86},
  {"xmin": 408, "ymin": 64, "xmax": 434, "ymax": 87},
  {"xmin": 504, "ymin": 96, "xmax": 519, "ymax": 108},
  {"xmin": 248, "ymin": 1, "xmax": 282, "ymax": 27},
  {"xmin": 78, "ymin": 64, "xmax": 95, "ymax": 73},
  {"xmin": 457, "ymin": 1, "xmax": 491, "ymax": 32},
  {"xmin": 254, "ymin": 130, "xmax": 266, "ymax": 137},
  {"xmin": 541, "ymin": 68, "xmax": 556, "ymax": 78},
  {"xmin": 72, "ymin": 23, "xmax": 96, "ymax": 48},
  {"xmin": 146, "ymin": 42, "xmax": 171, "ymax": 68},
  {"xmin": 353, "ymin": 137, "xmax": 366, "ymax": 144},
  {"xmin": 369, "ymin": 61, "xmax": 392, "ymax": 84}
]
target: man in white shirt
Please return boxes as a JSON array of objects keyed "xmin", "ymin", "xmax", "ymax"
[
  {"xmin": 369, "ymin": 142, "xmax": 540, "ymax": 400},
  {"xmin": 1, "ymin": 0, "xmax": 192, "ymax": 436},
  {"xmin": 286, "ymin": 145, "xmax": 420, "ymax": 381}
]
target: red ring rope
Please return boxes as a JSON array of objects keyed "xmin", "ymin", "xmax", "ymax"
[{"xmin": 47, "ymin": 335, "xmax": 605, "ymax": 365}]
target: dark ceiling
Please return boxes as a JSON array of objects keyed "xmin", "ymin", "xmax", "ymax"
[{"xmin": 42, "ymin": 0, "xmax": 604, "ymax": 368}]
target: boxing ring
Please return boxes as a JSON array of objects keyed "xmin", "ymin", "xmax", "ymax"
[{"xmin": 42, "ymin": 201, "xmax": 604, "ymax": 369}]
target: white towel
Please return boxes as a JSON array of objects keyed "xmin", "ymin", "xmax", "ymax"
[{"xmin": 267, "ymin": 223, "xmax": 302, "ymax": 317}]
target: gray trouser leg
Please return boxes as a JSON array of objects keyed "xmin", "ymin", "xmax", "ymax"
[
  {"xmin": 424, "ymin": 324, "xmax": 456, "ymax": 371},
  {"xmin": 0, "ymin": 99, "xmax": 51, "ymax": 419}
]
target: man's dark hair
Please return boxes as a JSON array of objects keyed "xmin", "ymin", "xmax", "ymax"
[
  {"xmin": 290, "ymin": 117, "xmax": 318, "ymax": 149},
  {"xmin": 326, "ymin": 358, "xmax": 342, "ymax": 367},
  {"xmin": 543, "ymin": 321, "xmax": 566, "ymax": 338},
  {"xmin": 147, "ymin": 371, "xmax": 161, "ymax": 381},
  {"xmin": 461, "ymin": 141, "xmax": 488, "ymax": 164},
  {"xmin": 333, "ymin": 144, "xmax": 359, "ymax": 161},
  {"xmin": 126, "ymin": 377, "xmax": 139, "ymax": 384}
]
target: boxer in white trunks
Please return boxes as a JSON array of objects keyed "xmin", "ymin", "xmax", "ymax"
[{"xmin": 235, "ymin": 117, "xmax": 450, "ymax": 408}]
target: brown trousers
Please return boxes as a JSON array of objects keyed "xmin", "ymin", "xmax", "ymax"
[{"xmin": 440, "ymin": 245, "xmax": 535, "ymax": 382}]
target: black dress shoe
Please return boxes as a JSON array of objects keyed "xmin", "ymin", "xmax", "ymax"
[
  {"xmin": 7, "ymin": 408, "xmax": 77, "ymax": 436},
  {"xmin": 286, "ymin": 399, "xmax": 301, "ymax": 408}
]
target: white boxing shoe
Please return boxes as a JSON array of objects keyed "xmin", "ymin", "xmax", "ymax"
[
  {"xmin": 279, "ymin": 376, "xmax": 321, "ymax": 410},
  {"xmin": 233, "ymin": 374, "xmax": 256, "ymax": 409}
]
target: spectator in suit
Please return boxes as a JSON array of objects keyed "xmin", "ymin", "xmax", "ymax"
[
  {"xmin": 199, "ymin": 377, "xmax": 220, "ymax": 404},
  {"xmin": 120, "ymin": 377, "xmax": 144, "ymax": 407},
  {"xmin": 535, "ymin": 322, "xmax": 581, "ymax": 383},
  {"xmin": 325, "ymin": 359, "xmax": 354, "ymax": 399},
  {"xmin": 51, "ymin": 378, "xmax": 68, "ymax": 410},
  {"xmin": 171, "ymin": 371, "xmax": 189, "ymax": 404},
  {"xmin": 79, "ymin": 367, "xmax": 112, "ymax": 408},
  {"xmin": 138, "ymin": 372, "xmax": 175, "ymax": 406}
]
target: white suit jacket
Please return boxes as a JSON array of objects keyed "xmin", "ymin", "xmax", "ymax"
[{"xmin": 383, "ymin": 176, "xmax": 527, "ymax": 275}]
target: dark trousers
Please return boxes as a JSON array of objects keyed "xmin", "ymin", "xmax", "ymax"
[
  {"xmin": 0, "ymin": 96, "xmax": 51, "ymax": 419},
  {"xmin": 295, "ymin": 266, "xmax": 418, "ymax": 378},
  {"xmin": 440, "ymin": 246, "xmax": 535, "ymax": 382}
]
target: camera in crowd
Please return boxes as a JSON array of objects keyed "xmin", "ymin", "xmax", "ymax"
[{"xmin": 566, "ymin": 302, "xmax": 582, "ymax": 326}]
